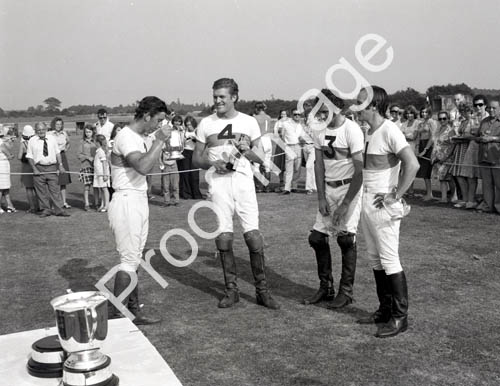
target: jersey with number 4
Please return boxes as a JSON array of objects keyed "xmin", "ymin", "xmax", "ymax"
[
  {"xmin": 312, "ymin": 118, "xmax": 364, "ymax": 182},
  {"xmin": 196, "ymin": 112, "xmax": 261, "ymax": 178}
]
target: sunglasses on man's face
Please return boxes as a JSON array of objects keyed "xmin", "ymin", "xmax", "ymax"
[
  {"xmin": 438, "ymin": 117, "xmax": 448, "ymax": 121},
  {"xmin": 474, "ymin": 103, "xmax": 484, "ymax": 108},
  {"xmin": 98, "ymin": 116, "xmax": 106, "ymax": 120},
  {"xmin": 293, "ymin": 113, "xmax": 301, "ymax": 116}
]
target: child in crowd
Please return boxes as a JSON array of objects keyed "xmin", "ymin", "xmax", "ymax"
[
  {"xmin": 159, "ymin": 116, "xmax": 184, "ymax": 206},
  {"xmin": 18, "ymin": 125, "xmax": 39, "ymax": 213},
  {"xmin": 78, "ymin": 124, "xmax": 97, "ymax": 211},
  {"xmin": 0, "ymin": 125, "xmax": 16, "ymax": 213},
  {"xmin": 93, "ymin": 134, "xmax": 110, "ymax": 212}
]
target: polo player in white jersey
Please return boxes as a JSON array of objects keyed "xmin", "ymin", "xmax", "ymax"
[
  {"xmin": 193, "ymin": 78, "xmax": 280, "ymax": 310},
  {"xmin": 108, "ymin": 96, "xmax": 171, "ymax": 325},
  {"xmin": 355, "ymin": 86, "xmax": 419, "ymax": 338}
]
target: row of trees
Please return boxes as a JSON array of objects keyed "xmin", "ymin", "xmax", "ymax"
[
  {"xmin": 2, "ymin": 84, "xmax": 499, "ymax": 119},
  {"xmin": 0, "ymin": 97, "xmax": 209, "ymax": 118}
]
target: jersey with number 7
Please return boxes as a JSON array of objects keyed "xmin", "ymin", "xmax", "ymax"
[{"xmin": 196, "ymin": 112, "xmax": 262, "ymax": 178}]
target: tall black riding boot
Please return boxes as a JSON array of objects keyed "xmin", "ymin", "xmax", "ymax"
[
  {"xmin": 328, "ymin": 233, "xmax": 357, "ymax": 309},
  {"xmin": 244, "ymin": 230, "xmax": 280, "ymax": 310},
  {"xmin": 303, "ymin": 230, "xmax": 335, "ymax": 305},
  {"xmin": 357, "ymin": 269, "xmax": 392, "ymax": 324},
  {"xmin": 128, "ymin": 282, "xmax": 162, "ymax": 326},
  {"xmin": 218, "ymin": 248, "xmax": 240, "ymax": 308},
  {"xmin": 376, "ymin": 271, "xmax": 408, "ymax": 338},
  {"xmin": 109, "ymin": 270, "xmax": 133, "ymax": 319}
]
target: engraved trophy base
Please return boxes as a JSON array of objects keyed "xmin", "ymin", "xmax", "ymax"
[
  {"xmin": 27, "ymin": 334, "xmax": 66, "ymax": 378},
  {"xmin": 63, "ymin": 352, "xmax": 119, "ymax": 386}
]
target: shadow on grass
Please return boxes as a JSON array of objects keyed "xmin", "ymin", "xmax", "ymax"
[
  {"xmin": 149, "ymin": 248, "xmax": 329, "ymax": 306},
  {"xmin": 149, "ymin": 249, "xmax": 255, "ymax": 304},
  {"xmin": 58, "ymin": 258, "xmax": 109, "ymax": 292},
  {"xmin": 55, "ymin": 251, "xmax": 376, "ymax": 320}
]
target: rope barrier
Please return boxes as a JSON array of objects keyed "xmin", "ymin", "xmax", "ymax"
[
  {"xmin": 416, "ymin": 155, "xmax": 500, "ymax": 169},
  {"xmin": 0, "ymin": 168, "xmax": 203, "ymax": 176}
]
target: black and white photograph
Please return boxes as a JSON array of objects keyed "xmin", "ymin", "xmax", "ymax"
[{"xmin": 0, "ymin": 1, "xmax": 499, "ymax": 385}]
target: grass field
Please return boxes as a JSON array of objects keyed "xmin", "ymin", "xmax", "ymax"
[{"xmin": 1, "ymin": 135, "xmax": 499, "ymax": 386}]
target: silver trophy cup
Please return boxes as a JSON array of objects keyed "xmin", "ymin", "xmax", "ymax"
[{"xmin": 51, "ymin": 291, "xmax": 117, "ymax": 386}]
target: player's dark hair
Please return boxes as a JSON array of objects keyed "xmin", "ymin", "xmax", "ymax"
[
  {"xmin": 320, "ymin": 88, "xmax": 345, "ymax": 110},
  {"xmin": 473, "ymin": 94, "xmax": 488, "ymax": 105},
  {"xmin": 362, "ymin": 86, "xmax": 389, "ymax": 117},
  {"xmin": 97, "ymin": 108, "xmax": 107, "ymax": 116},
  {"xmin": 184, "ymin": 115, "xmax": 198, "ymax": 129},
  {"xmin": 134, "ymin": 96, "xmax": 169, "ymax": 120},
  {"xmin": 82, "ymin": 124, "xmax": 96, "ymax": 140},
  {"xmin": 95, "ymin": 134, "xmax": 107, "ymax": 147},
  {"xmin": 212, "ymin": 78, "xmax": 239, "ymax": 102}
]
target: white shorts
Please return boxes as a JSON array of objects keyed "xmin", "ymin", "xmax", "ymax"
[
  {"xmin": 108, "ymin": 190, "xmax": 149, "ymax": 272},
  {"xmin": 209, "ymin": 172, "xmax": 259, "ymax": 233},
  {"xmin": 313, "ymin": 183, "xmax": 362, "ymax": 236},
  {"xmin": 360, "ymin": 192, "xmax": 402, "ymax": 274}
]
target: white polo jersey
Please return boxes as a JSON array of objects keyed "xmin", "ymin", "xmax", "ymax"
[
  {"xmin": 110, "ymin": 126, "xmax": 148, "ymax": 191},
  {"xmin": 363, "ymin": 119, "xmax": 409, "ymax": 191},
  {"xmin": 196, "ymin": 112, "xmax": 261, "ymax": 178},
  {"xmin": 312, "ymin": 118, "xmax": 364, "ymax": 182}
]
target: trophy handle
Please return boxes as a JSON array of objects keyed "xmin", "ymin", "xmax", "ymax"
[{"xmin": 85, "ymin": 307, "xmax": 98, "ymax": 341}]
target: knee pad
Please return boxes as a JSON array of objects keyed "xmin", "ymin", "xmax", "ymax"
[
  {"xmin": 215, "ymin": 232, "xmax": 234, "ymax": 252},
  {"xmin": 337, "ymin": 232, "xmax": 356, "ymax": 250},
  {"xmin": 243, "ymin": 230, "xmax": 263, "ymax": 252},
  {"xmin": 308, "ymin": 230, "xmax": 329, "ymax": 249}
]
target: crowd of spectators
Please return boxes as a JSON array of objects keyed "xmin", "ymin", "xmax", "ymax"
[{"xmin": 0, "ymin": 93, "xmax": 499, "ymax": 216}]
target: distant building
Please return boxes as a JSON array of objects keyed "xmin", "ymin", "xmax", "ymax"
[{"xmin": 430, "ymin": 94, "xmax": 473, "ymax": 112}]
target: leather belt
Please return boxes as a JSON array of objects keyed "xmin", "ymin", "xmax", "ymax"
[{"xmin": 326, "ymin": 178, "xmax": 352, "ymax": 188}]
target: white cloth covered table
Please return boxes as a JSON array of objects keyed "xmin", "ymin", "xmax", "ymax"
[{"xmin": 0, "ymin": 318, "xmax": 182, "ymax": 386}]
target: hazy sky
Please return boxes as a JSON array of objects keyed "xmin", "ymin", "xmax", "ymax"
[{"xmin": 1, "ymin": 0, "xmax": 499, "ymax": 110}]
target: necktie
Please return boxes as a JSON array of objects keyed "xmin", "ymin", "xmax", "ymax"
[{"xmin": 43, "ymin": 138, "xmax": 48, "ymax": 157}]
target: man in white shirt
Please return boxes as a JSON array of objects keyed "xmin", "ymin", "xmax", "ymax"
[
  {"xmin": 108, "ymin": 96, "xmax": 171, "ymax": 325},
  {"xmin": 302, "ymin": 102, "xmax": 319, "ymax": 194},
  {"xmin": 278, "ymin": 109, "xmax": 307, "ymax": 194},
  {"xmin": 356, "ymin": 86, "xmax": 419, "ymax": 338},
  {"xmin": 193, "ymin": 78, "xmax": 279, "ymax": 310},
  {"xmin": 26, "ymin": 122, "xmax": 69, "ymax": 217},
  {"xmin": 303, "ymin": 90, "xmax": 364, "ymax": 309},
  {"xmin": 95, "ymin": 109, "xmax": 114, "ymax": 147}
]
